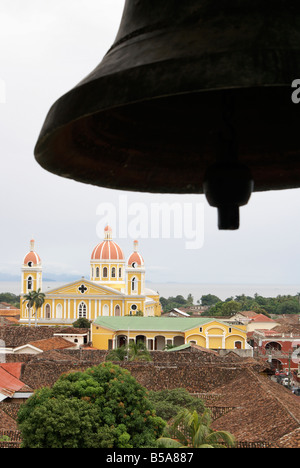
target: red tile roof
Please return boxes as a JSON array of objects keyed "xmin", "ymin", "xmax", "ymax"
[
  {"xmin": 0, "ymin": 364, "xmax": 25, "ymax": 394},
  {"xmin": 27, "ymin": 337, "xmax": 75, "ymax": 352},
  {"xmin": 0, "ymin": 363, "xmax": 22, "ymax": 379},
  {"xmin": 251, "ymin": 314, "xmax": 276, "ymax": 323}
]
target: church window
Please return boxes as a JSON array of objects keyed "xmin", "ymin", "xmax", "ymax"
[
  {"xmin": 199, "ymin": 327, "xmax": 203, "ymax": 333},
  {"xmin": 78, "ymin": 284, "xmax": 88, "ymax": 294},
  {"xmin": 111, "ymin": 267, "xmax": 116, "ymax": 278},
  {"xmin": 130, "ymin": 304, "xmax": 137, "ymax": 315},
  {"xmin": 27, "ymin": 276, "xmax": 33, "ymax": 290},
  {"xmin": 103, "ymin": 267, "xmax": 108, "ymax": 278},
  {"xmin": 96, "ymin": 267, "xmax": 100, "ymax": 278},
  {"xmin": 78, "ymin": 302, "xmax": 87, "ymax": 318},
  {"xmin": 102, "ymin": 304, "xmax": 109, "ymax": 316},
  {"xmin": 45, "ymin": 304, "xmax": 51, "ymax": 319},
  {"xmin": 131, "ymin": 277, "xmax": 137, "ymax": 292},
  {"xmin": 119, "ymin": 267, "xmax": 122, "ymax": 278},
  {"xmin": 27, "ymin": 261, "xmax": 33, "ymax": 267},
  {"xmin": 56, "ymin": 304, "xmax": 63, "ymax": 319}
]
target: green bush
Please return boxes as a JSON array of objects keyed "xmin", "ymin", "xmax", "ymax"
[
  {"xmin": 148, "ymin": 388, "xmax": 205, "ymax": 421},
  {"xmin": 17, "ymin": 362, "xmax": 165, "ymax": 448}
]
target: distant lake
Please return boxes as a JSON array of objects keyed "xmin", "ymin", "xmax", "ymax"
[{"xmin": 1, "ymin": 281, "xmax": 300, "ymax": 301}]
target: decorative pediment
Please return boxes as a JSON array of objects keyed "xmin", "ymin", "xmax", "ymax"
[{"xmin": 45, "ymin": 279, "xmax": 124, "ymax": 297}]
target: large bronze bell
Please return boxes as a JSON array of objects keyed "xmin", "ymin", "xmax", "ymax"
[{"xmin": 34, "ymin": 0, "xmax": 300, "ymax": 229}]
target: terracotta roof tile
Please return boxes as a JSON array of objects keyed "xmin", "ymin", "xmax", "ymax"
[
  {"xmin": 28, "ymin": 337, "xmax": 75, "ymax": 352},
  {"xmin": 251, "ymin": 314, "xmax": 276, "ymax": 322}
]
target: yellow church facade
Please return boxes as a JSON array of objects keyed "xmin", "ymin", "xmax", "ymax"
[
  {"xmin": 20, "ymin": 227, "xmax": 248, "ymax": 354},
  {"xmin": 92, "ymin": 316, "xmax": 248, "ymax": 351},
  {"xmin": 20, "ymin": 227, "xmax": 161, "ymax": 326}
]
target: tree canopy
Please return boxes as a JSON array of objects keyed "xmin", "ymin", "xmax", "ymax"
[
  {"xmin": 160, "ymin": 294, "xmax": 194, "ymax": 313},
  {"xmin": 148, "ymin": 388, "xmax": 205, "ymax": 422},
  {"xmin": 202, "ymin": 293, "xmax": 300, "ymax": 316},
  {"xmin": 158, "ymin": 408, "xmax": 235, "ymax": 448},
  {"xmin": 17, "ymin": 362, "xmax": 165, "ymax": 448}
]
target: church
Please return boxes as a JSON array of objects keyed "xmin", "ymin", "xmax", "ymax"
[{"xmin": 20, "ymin": 226, "xmax": 162, "ymax": 326}]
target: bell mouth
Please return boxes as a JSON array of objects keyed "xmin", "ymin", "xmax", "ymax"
[{"xmin": 35, "ymin": 85, "xmax": 300, "ymax": 194}]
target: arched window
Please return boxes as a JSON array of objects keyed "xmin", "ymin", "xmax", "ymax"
[
  {"xmin": 27, "ymin": 276, "xmax": 33, "ymax": 290},
  {"xmin": 111, "ymin": 267, "xmax": 116, "ymax": 278},
  {"xmin": 96, "ymin": 267, "xmax": 100, "ymax": 278},
  {"xmin": 115, "ymin": 305, "xmax": 121, "ymax": 316},
  {"xmin": 103, "ymin": 267, "xmax": 108, "ymax": 278},
  {"xmin": 119, "ymin": 267, "xmax": 122, "ymax": 278},
  {"xmin": 78, "ymin": 302, "xmax": 87, "ymax": 318},
  {"xmin": 131, "ymin": 277, "xmax": 137, "ymax": 292},
  {"xmin": 102, "ymin": 304, "xmax": 109, "ymax": 316},
  {"xmin": 45, "ymin": 304, "xmax": 51, "ymax": 319},
  {"xmin": 56, "ymin": 303, "xmax": 63, "ymax": 319}
]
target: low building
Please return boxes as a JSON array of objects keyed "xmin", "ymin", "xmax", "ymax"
[
  {"xmin": 13, "ymin": 337, "xmax": 77, "ymax": 355},
  {"xmin": 91, "ymin": 316, "xmax": 249, "ymax": 352},
  {"xmin": 162, "ymin": 308, "xmax": 190, "ymax": 317},
  {"xmin": 252, "ymin": 328, "xmax": 300, "ymax": 374},
  {"xmin": 231, "ymin": 311, "xmax": 279, "ymax": 332}
]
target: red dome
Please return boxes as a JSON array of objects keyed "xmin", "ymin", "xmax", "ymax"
[
  {"xmin": 92, "ymin": 226, "xmax": 124, "ymax": 261},
  {"xmin": 127, "ymin": 240, "xmax": 144, "ymax": 266},
  {"xmin": 23, "ymin": 240, "xmax": 41, "ymax": 265},
  {"xmin": 91, "ymin": 241, "xmax": 124, "ymax": 260},
  {"xmin": 128, "ymin": 251, "xmax": 144, "ymax": 266}
]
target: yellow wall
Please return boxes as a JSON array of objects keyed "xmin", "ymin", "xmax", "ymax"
[
  {"xmin": 184, "ymin": 322, "xmax": 247, "ymax": 350},
  {"xmin": 91, "ymin": 320, "xmax": 247, "ymax": 351},
  {"xmin": 20, "ymin": 294, "xmax": 160, "ymax": 325}
]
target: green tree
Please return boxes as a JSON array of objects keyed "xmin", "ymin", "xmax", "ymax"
[
  {"xmin": 148, "ymin": 388, "xmax": 205, "ymax": 421},
  {"xmin": 186, "ymin": 293, "xmax": 194, "ymax": 306},
  {"xmin": 22, "ymin": 291, "xmax": 36, "ymax": 327},
  {"xmin": 72, "ymin": 317, "xmax": 91, "ymax": 328},
  {"xmin": 275, "ymin": 300, "xmax": 300, "ymax": 315},
  {"xmin": 200, "ymin": 294, "xmax": 221, "ymax": 307},
  {"xmin": 158, "ymin": 408, "xmax": 235, "ymax": 448},
  {"xmin": 18, "ymin": 362, "xmax": 165, "ymax": 448},
  {"xmin": 0, "ymin": 292, "xmax": 20, "ymax": 307},
  {"xmin": 32, "ymin": 288, "xmax": 45, "ymax": 327},
  {"xmin": 207, "ymin": 300, "xmax": 241, "ymax": 317},
  {"xmin": 106, "ymin": 342, "xmax": 152, "ymax": 362},
  {"xmin": 22, "ymin": 289, "xmax": 45, "ymax": 327}
]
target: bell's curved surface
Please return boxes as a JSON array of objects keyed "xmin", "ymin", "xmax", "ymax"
[{"xmin": 35, "ymin": 0, "xmax": 300, "ymax": 198}]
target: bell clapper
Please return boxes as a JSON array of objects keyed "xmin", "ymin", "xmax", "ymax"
[{"xmin": 203, "ymin": 161, "xmax": 254, "ymax": 230}]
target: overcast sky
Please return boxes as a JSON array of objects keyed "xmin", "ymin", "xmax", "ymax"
[{"xmin": 1, "ymin": 0, "xmax": 300, "ymax": 290}]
